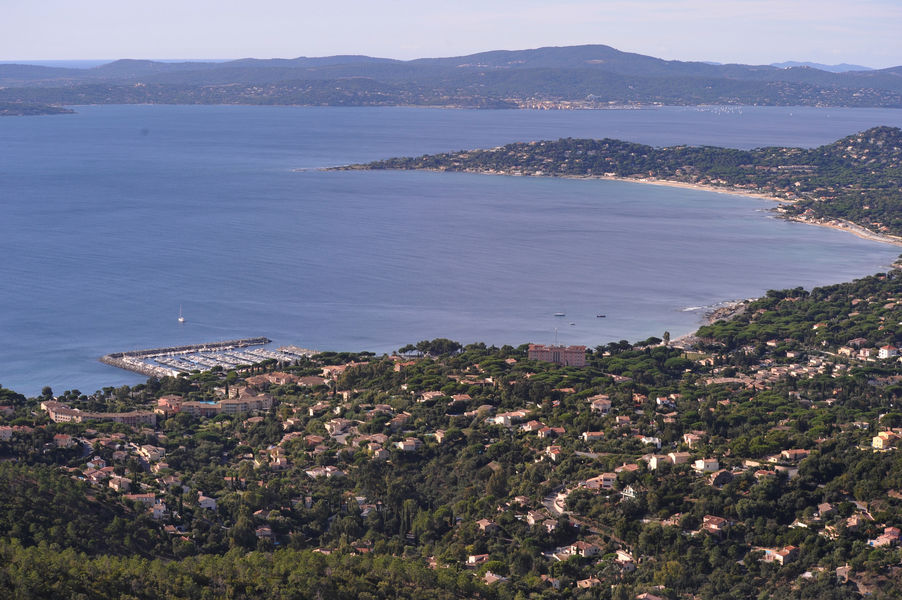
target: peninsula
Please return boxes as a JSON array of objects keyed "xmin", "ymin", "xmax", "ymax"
[
  {"xmin": 343, "ymin": 126, "xmax": 902, "ymax": 241},
  {"xmin": 0, "ymin": 101, "xmax": 74, "ymax": 116}
]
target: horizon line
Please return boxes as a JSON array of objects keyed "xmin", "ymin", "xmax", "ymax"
[{"xmin": 0, "ymin": 50, "xmax": 889, "ymax": 71}]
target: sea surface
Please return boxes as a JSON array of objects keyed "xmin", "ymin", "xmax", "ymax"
[{"xmin": 2, "ymin": 105, "xmax": 902, "ymax": 396}]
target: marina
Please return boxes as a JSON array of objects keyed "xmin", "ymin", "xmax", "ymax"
[{"xmin": 99, "ymin": 338, "xmax": 319, "ymax": 378}]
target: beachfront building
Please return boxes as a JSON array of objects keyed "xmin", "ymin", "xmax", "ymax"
[{"xmin": 527, "ymin": 344, "xmax": 586, "ymax": 367}]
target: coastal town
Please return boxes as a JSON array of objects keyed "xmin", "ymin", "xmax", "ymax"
[{"xmin": 2, "ymin": 269, "xmax": 902, "ymax": 598}]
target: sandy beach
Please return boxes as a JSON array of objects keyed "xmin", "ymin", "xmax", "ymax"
[
  {"xmin": 598, "ymin": 175, "xmax": 902, "ymax": 248},
  {"xmin": 585, "ymin": 174, "xmax": 786, "ymax": 204},
  {"xmin": 436, "ymin": 167, "xmax": 902, "ymax": 249}
]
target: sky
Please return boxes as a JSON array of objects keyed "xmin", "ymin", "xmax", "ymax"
[{"xmin": 2, "ymin": 0, "xmax": 900, "ymax": 68}]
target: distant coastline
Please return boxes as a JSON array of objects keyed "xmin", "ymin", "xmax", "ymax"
[{"xmin": 0, "ymin": 102, "xmax": 74, "ymax": 116}]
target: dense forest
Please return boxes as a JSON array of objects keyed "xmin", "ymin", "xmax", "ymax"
[{"xmin": 350, "ymin": 126, "xmax": 902, "ymax": 238}]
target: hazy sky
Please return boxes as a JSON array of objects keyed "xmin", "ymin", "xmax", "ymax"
[{"xmin": 3, "ymin": 0, "xmax": 900, "ymax": 67}]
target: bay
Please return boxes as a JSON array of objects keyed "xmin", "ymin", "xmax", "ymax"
[{"xmin": 1, "ymin": 105, "xmax": 901, "ymax": 396}]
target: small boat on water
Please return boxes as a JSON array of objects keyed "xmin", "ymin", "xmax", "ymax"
[
  {"xmin": 554, "ymin": 312, "xmax": 565, "ymax": 317},
  {"xmin": 178, "ymin": 305, "xmax": 185, "ymax": 323},
  {"xmin": 596, "ymin": 314, "xmax": 606, "ymax": 318}
]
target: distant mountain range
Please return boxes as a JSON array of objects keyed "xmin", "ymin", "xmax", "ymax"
[
  {"xmin": 769, "ymin": 61, "xmax": 873, "ymax": 73},
  {"xmin": 2, "ymin": 44, "xmax": 901, "ymax": 113}
]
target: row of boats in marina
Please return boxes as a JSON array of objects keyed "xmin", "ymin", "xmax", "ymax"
[{"xmin": 147, "ymin": 345, "xmax": 314, "ymax": 374}]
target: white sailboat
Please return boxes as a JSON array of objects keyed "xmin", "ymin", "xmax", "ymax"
[{"xmin": 178, "ymin": 305, "xmax": 185, "ymax": 323}]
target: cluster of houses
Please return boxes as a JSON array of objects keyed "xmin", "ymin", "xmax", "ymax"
[{"xmin": 9, "ymin": 327, "xmax": 900, "ymax": 595}]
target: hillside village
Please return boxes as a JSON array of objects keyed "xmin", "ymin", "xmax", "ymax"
[{"xmin": 2, "ymin": 270, "xmax": 902, "ymax": 598}]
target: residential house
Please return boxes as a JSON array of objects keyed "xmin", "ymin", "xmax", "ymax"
[
  {"xmin": 545, "ymin": 446, "xmax": 563, "ymax": 462},
  {"xmin": 526, "ymin": 511, "xmax": 546, "ymax": 526},
  {"xmin": 538, "ymin": 426, "xmax": 565, "ymax": 439},
  {"xmin": 483, "ymin": 572, "xmax": 508, "ymax": 585},
  {"xmin": 615, "ymin": 550, "xmax": 636, "ymax": 571},
  {"xmin": 124, "ymin": 493, "xmax": 157, "ymax": 506},
  {"xmin": 760, "ymin": 545, "xmax": 798, "ymax": 565},
  {"xmin": 684, "ymin": 432, "xmax": 705, "ymax": 448},
  {"xmin": 53, "ymin": 433, "xmax": 75, "ymax": 448},
  {"xmin": 148, "ymin": 501, "xmax": 167, "ymax": 520},
  {"xmin": 868, "ymin": 526, "xmax": 901, "ymax": 547},
  {"xmin": 587, "ymin": 394, "xmax": 611, "ymax": 414},
  {"xmin": 540, "ymin": 575, "xmax": 561, "ymax": 590},
  {"xmin": 418, "ymin": 391, "xmax": 444, "ymax": 403},
  {"xmin": 879, "ymin": 345, "xmax": 899, "ymax": 359},
  {"xmin": 569, "ymin": 541, "xmax": 601, "ymax": 557},
  {"xmin": 395, "ymin": 437, "xmax": 423, "ymax": 452},
  {"xmin": 694, "ymin": 458, "xmax": 720, "ymax": 473},
  {"xmin": 489, "ymin": 410, "xmax": 530, "ymax": 427},
  {"xmin": 476, "ymin": 519, "xmax": 499, "ymax": 533},
  {"xmin": 138, "ymin": 445, "xmax": 166, "ymax": 462},
  {"xmin": 388, "ymin": 412, "xmax": 411, "ymax": 431},
  {"xmin": 873, "ymin": 430, "xmax": 901, "ymax": 450},
  {"xmin": 781, "ymin": 449, "xmax": 809, "ymax": 462},
  {"xmin": 703, "ymin": 515, "xmax": 729, "ymax": 535},
  {"xmin": 615, "ymin": 463, "xmax": 639, "ymax": 474},
  {"xmin": 308, "ymin": 401, "xmax": 330, "ymax": 417},
  {"xmin": 541, "ymin": 519, "xmax": 558, "ymax": 533},
  {"xmin": 305, "ymin": 466, "xmax": 344, "ymax": 479},
  {"xmin": 108, "ymin": 476, "xmax": 131, "ymax": 492},
  {"xmin": 581, "ymin": 431, "xmax": 604, "ymax": 442},
  {"xmin": 646, "ymin": 455, "xmax": 670, "ymax": 470},
  {"xmin": 583, "ymin": 472, "xmax": 617, "ymax": 490},
  {"xmin": 325, "ymin": 418, "xmax": 353, "ymax": 436},
  {"xmin": 668, "ymin": 451, "xmax": 691, "ymax": 465},
  {"xmin": 709, "ymin": 469, "xmax": 734, "ymax": 487},
  {"xmin": 86, "ymin": 456, "xmax": 107, "ymax": 469}
]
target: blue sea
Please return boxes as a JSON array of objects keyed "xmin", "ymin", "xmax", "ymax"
[{"xmin": 2, "ymin": 105, "xmax": 902, "ymax": 396}]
